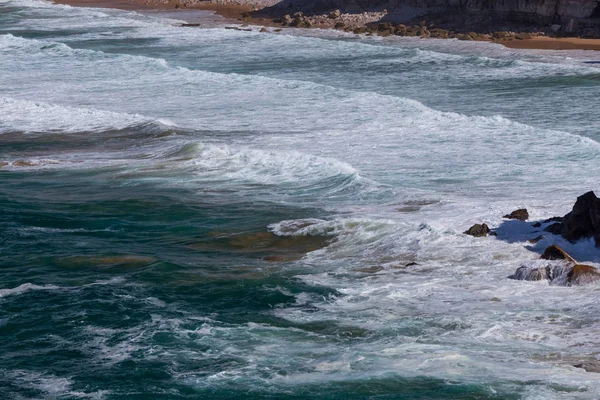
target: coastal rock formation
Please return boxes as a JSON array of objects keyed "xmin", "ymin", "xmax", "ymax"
[
  {"xmin": 503, "ymin": 208, "xmax": 529, "ymax": 221},
  {"xmin": 510, "ymin": 245, "xmax": 600, "ymax": 286},
  {"xmin": 250, "ymin": 0, "xmax": 600, "ymax": 37},
  {"xmin": 540, "ymin": 191, "xmax": 600, "ymax": 246},
  {"xmin": 560, "ymin": 191, "xmax": 600, "ymax": 244},
  {"xmin": 464, "ymin": 223, "xmax": 491, "ymax": 237}
]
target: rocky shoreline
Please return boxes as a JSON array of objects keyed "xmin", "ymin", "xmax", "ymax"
[{"xmin": 465, "ymin": 191, "xmax": 600, "ymax": 287}]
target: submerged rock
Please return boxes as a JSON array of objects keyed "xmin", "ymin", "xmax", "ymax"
[
  {"xmin": 464, "ymin": 223, "xmax": 491, "ymax": 237},
  {"xmin": 510, "ymin": 264, "xmax": 551, "ymax": 281},
  {"xmin": 503, "ymin": 208, "xmax": 529, "ymax": 221},
  {"xmin": 574, "ymin": 363, "xmax": 600, "ymax": 373}
]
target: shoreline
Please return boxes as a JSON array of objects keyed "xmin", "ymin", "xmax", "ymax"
[{"xmin": 55, "ymin": 0, "xmax": 600, "ymax": 51}]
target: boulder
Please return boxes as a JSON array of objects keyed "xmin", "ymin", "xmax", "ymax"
[
  {"xmin": 574, "ymin": 363, "xmax": 600, "ymax": 373},
  {"xmin": 561, "ymin": 191, "xmax": 600, "ymax": 243},
  {"xmin": 282, "ymin": 14, "xmax": 293, "ymax": 25},
  {"xmin": 515, "ymin": 32, "xmax": 533, "ymax": 40},
  {"xmin": 464, "ymin": 223, "xmax": 491, "ymax": 237},
  {"xmin": 328, "ymin": 9, "xmax": 341, "ymax": 19},
  {"xmin": 567, "ymin": 264, "xmax": 600, "ymax": 285},
  {"xmin": 334, "ymin": 22, "xmax": 345, "ymax": 30},
  {"xmin": 540, "ymin": 244, "xmax": 576, "ymax": 262},
  {"xmin": 509, "ymin": 265, "xmax": 551, "ymax": 281},
  {"xmin": 503, "ymin": 208, "xmax": 529, "ymax": 221}
]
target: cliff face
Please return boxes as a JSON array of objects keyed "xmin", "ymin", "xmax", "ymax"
[{"xmin": 267, "ymin": 0, "xmax": 600, "ymax": 30}]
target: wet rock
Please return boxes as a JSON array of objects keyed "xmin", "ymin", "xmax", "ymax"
[
  {"xmin": 544, "ymin": 222, "xmax": 563, "ymax": 235},
  {"xmin": 503, "ymin": 208, "xmax": 529, "ymax": 221},
  {"xmin": 540, "ymin": 244, "xmax": 576, "ymax": 262},
  {"xmin": 354, "ymin": 265, "xmax": 384, "ymax": 273},
  {"xmin": 12, "ymin": 160, "xmax": 37, "ymax": 167},
  {"xmin": 260, "ymin": 27, "xmax": 268, "ymax": 32},
  {"xmin": 532, "ymin": 222, "xmax": 542, "ymax": 228},
  {"xmin": 528, "ymin": 235, "xmax": 544, "ymax": 244},
  {"xmin": 574, "ymin": 362, "xmax": 600, "ymax": 373},
  {"xmin": 180, "ymin": 23, "xmax": 201, "ymax": 27},
  {"xmin": 561, "ymin": 191, "xmax": 600, "ymax": 243},
  {"xmin": 510, "ymin": 265, "xmax": 551, "ymax": 281},
  {"xmin": 543, "ymin": 216, "xmax": 563, "ymax": 223},
  {"xmin": 567, "ymin": 264, "xmax": 600, "ymax": 285},
  {"xmin": 464, "ymin": 223, "xmax": 491, "ymax": 237},
  {"xmin": 0, "ymin": 161, "xmax": 8, "ymax": 168}
]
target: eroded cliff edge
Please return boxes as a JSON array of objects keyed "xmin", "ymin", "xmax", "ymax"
[{"xmin": 254, "ymin": 0, "xmax": 600, "ymax": 36}]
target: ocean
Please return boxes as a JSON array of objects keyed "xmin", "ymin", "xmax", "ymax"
[{"xmin": 2, "ymin": 0, "xmax": 600, "ymax": 398}]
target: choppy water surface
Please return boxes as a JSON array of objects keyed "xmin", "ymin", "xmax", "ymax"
[{"xmin": 2, "ymin": 0, "xmax": 600, "ymax": 398}]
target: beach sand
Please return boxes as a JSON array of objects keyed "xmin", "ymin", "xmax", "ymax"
[{"xmin": 501, "ymin": 36, "xmax": 600, "ymax": 51}]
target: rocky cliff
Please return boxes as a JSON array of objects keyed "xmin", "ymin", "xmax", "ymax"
[{"xmin": 261, "ymin": 0, "xmax": 600, "ymax": 34}]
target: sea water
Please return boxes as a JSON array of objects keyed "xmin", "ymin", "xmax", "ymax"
[{"xmin": 2, "ymin": 0, "xmax": 600, "ymax": 398}]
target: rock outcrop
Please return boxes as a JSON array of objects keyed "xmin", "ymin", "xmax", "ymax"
[
  {"xmin": 503, "ymin": 208, "xmax": 529, "ymax": 221},
  {"xmin": 255, "ymin": 0, "xmax": 600, "ymax": 37},
  {"xmin": 464, "ymin": 223, "xmax": 491, "ymax": 237},
  {"xmin": 540, "ymin": 191, "xmax": 600, "ymax": 246},
  {"xmin": 510, "ymin": 245, "xmax": 600, "ymax": 286}
]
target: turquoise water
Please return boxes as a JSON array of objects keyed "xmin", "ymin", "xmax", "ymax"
[{"xmin": 2, "ymin": 1, "xmax": 600, "ymax": 398}]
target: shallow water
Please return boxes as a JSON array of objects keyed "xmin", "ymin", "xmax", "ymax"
[{"xmin": 2, "ymin": 0, "xmax": 600, "ymax": 398}]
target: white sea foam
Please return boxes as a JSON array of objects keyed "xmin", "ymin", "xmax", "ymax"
[
  {"xmin": 0, "ymin": 97, "xmax": 151, "ymax": 133},
  {"xmin": 0, "ymin": 282, "xmax": 60, "ymax": 298}
]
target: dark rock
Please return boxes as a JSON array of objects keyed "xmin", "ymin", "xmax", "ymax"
[
  {"xmin": 574, "ymin": 363, "xmax": 600, "ymax": 373},
  {"xmin": 540, "ymin": 244, "xmax": 576, "ymax": 262},
  {"xmin": 241, "ymin": 12, "xmax": 251, "ymax": 19},
  {"xmin": 509, "ymin": 265, "xmax": 551, "ymax": 281},
  {"xmin": 543, "ymin": 216, "xmax": 563, "ymax": 223},
  {"xmin": 464, "ymin": 223, "xmax": 491, "ymax": 237},
  {"xmin": 260, "ymin": 27, "xmax": 268, "ymax": 32},
  {"xmin": 532, "ymin": 222, "xmax": 542, "ymax": 228},
  {"xmin": 180, "ymin": 23, "xmax": 201, "ymax": 27},
  {"xmin": 528, "ymin": 235, "xmax": 544, "ymax": 244},
  {"xmin": 544, "ymin": 222, "xmax": 563, "ymax": 235},
  {"xmin": 561, "ymin": 191, "xmax": 600, "ymax": 242},
  {"xmin": 503, "ymin": 208, "xmax": 529, "ymax": 221},
  {"xmin": 334, "ymin": 22, "xmax": 345, "ymax": 30}
]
